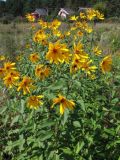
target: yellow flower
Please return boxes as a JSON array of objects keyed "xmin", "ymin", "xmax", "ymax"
[
  {"xmin": 3, "ymin": 71, "xmax": 19, "ymax": 88},
  {"xmin": 80, "ymin": 21, "xmax": 88, "ymax": 30},
  {"xmin": 16, "ymin": 55, "xmax": 22, "ymax": 61},
  {"xmin": 93, "ymin": 46, "xmax": 102, "ymax": 55},
  {"xmin": 77, "ymin": 31, "xmax": 83, "ymax": 37},
  {"xmin": 70, "ymin": 15, "xmax": 79, "ymax": 21},
  {"xmin": 4, "ymin": 62, "xmax": 16, "ymax": 73},
  {"xmin": 70, "ymin": 54, "xmax": 88, "ymax": 73},
  {"xmin": 75, "ymin": 22, "xmax": 82, "ymax": 28},
  {"xmin": 86, "ymin": 9, "xmax": 96, "ymax": 21},
  {"xmin": 70, "ymin": 56, "xmax": 84, "ymax": 73},
  {"xmin": 52, "ymin": 29, "xmax": 62, "ymax": 37},
  {"xmin": 85, "ymin": 26, "xmax": 93, "ymax": 33},
  {"xmin": 88, "ymin": 73, "xmax": 96, "ymax": 80},
  {"xmin": 51, "ymin": 94, "xmax": 75, "ymax": 115},
  {"xmin": 81, "ymin": 59, "xmax": 97, "ymax": 75},
  {"xmin": 50, "ymin": 19, "xmax": 61, "ymax": 30},
  {"xmin": 80, "ymin": 12, "xmax": 86, "ymax": 19},
  {"xmin": 38, "ymin": 19, "xmax": 48, "ymax": 29},
  {"xmin": 95, "ymin": 10, "xmax": 104, "ymax": 20},
  {"xmin": 9, "ymin": 71, "xmax": 20, "ymax": 79},
  {"xmin": 65, "ymin": 31, "xmax": 71, "ymax": 36},
  {"xmin": 0, "ymin": 55, "xmax": 5, "ymax": 61},
  {"xmin": 70, "ymin": 27, "xmax": 77, "ymax": 31},
  {"xmin": 35, "ymin": 64, "xmax": 51, "ymax": 80},
  {"xmin": 73, "ymin": 43, "xmax": 89, "ymax": 59},
  {"xmin": 26, "ymin": 13, "xmax": 35, "ymax": 22},
  {"xmin": 27, "ymin": 95, "xmax": 44, "ymax": 109},
  {"xmin": 70, "ymin": 63, "xmax": 79, "ymax": 73},
  {"xmin": 46, "ymin": 41, "xmax": 70, "ymax": 64},
  {"xmin": 100, "ymin": 55, "xmax": 112, "ymax": 73},
  {"xmin": 33, "ymin": 32, "xmax": 48, "ymax": 45},
  {"xmin": 17, "ymin": 76, "xmax": 35, "ymax": 95},
  {"xmin": 35, "ymin": 29, "xmax": 45, "ymax": 37},
  {"xmin": 73, "ymin": 42, "xmax": 84, "ymax": 55},
  {"xmin": 29, "ymin": 53, "xmax": 40, "ymax": 63}
]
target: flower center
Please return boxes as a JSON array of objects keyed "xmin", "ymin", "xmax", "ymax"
[
  {"xmin": 60, "ymin": 98, "xmax": 65, "ymax": 103},
  {"xmin": 53, "ymin": 48, "xmax": 58, "ymax": 54}
]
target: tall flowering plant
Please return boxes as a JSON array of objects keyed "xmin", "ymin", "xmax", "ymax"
[{"xmin": 0, "ymin": 9, "xmax": 119, "ymax": 160}]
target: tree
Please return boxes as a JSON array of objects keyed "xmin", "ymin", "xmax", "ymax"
[
  {"xmin": 6, "ymin": 0, "xmax": 24, "ymax": 16},
  {"xmin": 0, "ymin": 0, "xmax": 6, "ymax": 17}
]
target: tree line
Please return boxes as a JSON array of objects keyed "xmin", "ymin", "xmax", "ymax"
[{"xmin": 0, "ymin": 0, "xmax": 120, "ymax": 17}]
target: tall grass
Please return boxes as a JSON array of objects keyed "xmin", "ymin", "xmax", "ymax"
[{"xmin": 0, "ymin": 23, "xmax": 31, "ymax": 58}]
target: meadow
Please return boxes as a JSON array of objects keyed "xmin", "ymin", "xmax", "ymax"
[{"xmin": 0, "ymin": 10, "xmax": 120, "ymax": 160}]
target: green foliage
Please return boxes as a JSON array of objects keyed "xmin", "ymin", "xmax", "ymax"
[
  {"xmin": 0, "ymin": 66, "xmax": 120, "ymax": 159},
  {"xmin": 106, "ymin": 0, "xmax": 120, "ymax": 17}
]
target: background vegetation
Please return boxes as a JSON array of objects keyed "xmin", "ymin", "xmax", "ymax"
[{"xmin": 0, "ymin": 0, "xmax": 120, "ymax": 18}]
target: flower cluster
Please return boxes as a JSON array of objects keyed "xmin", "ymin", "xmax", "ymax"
[{"xmin": 0, "ymin": 9, "xmax": 112, "ymax": 115}]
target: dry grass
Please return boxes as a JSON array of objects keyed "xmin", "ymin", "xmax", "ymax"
[
  {"xmin": 95, "ymin": 22, "xmax": 120, "ymax": 30},
  {"xmin": 0, "ymin": 23, "xmax": 33, "ymax": 55}
]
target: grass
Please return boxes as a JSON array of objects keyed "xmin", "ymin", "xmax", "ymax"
[
  {"xmin": 0, "ymin": 23, "xmax": 31, "ymax": 57},
  {"xmin": 94, "ymin": 22, "xmax": 120, "ymax": 54}
]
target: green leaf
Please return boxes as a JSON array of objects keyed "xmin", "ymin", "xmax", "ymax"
[
  {"xmin": 104, "ymin": 128, "xmax": 115, "ymax": 136},
  {"xmin": 61, "ymin": 109, "xmax": 69, "ymax": 126},
  {"xmin": 8, "ymin": 129, "xmax": 19, "ymax": 136},
  {"xmin": 38, "ymin": 121, "xmax": 55, "ymax": 130},
  {"xmin": 62, "ymin": 147, "xmax": 73, "ymax": 156},
  {"xmin": 0, "ymin": 106, "xmax": 7, "ymax": 114},
  {"xmin": 47, "ymin": 79, "xmax": 66, "ymax": 91},
  {"xmin": 3, "ymin": 115, "xmax": 9, "ymax": 125},
  {"xmin": 40, "ymin": 131, "xmax": 53, "ymax": 141},
  {"xmin": 77, "ymin": 99, "xmax": 86, "ymax": 111},
  {"xmin": 11, "ymin": 115, "xmax": 19, "ymax": 126},
  {"xmin": 43, "ymin": 90, "xmax": 55, "ymax": 100},
  {"xmin": 20, "ymin": 99, "xmax": 25, "ymax": 114},
  {"xmin": 111, "ymin": 98, "xmax": 119, "ymax": 105},
  {"xmin": 73, "ymin": 121, "xmax": 81, "ymax": 128},
  {"xmin": 74, "ymin": 80, "xmax": 81, "ymax": 88},
  {"xmin": 75, "ymin": 141, "xmax": 85, "ymax": 154}
]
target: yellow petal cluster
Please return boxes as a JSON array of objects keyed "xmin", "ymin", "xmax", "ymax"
[
  {"xmin": 29, "ymin": 53, "xmax": 40, "ymax": 63},
  {"xmin": 100, "ymin": 55, "xmax": 112, "ymax": 73},
  {"xmin": 35, "ymin": 64, "xmax": 51, "ymax": 80},
  {"xmin": 17, "ymin": 76, "xmax": 35, "ymax": 95},
  {"xmin": 46, "ymin": 41, "xmax": 70, "ymax": 64},
  {"xmin": 27, "ymin": 95, "xmax": 44, "ymax": 109},
  {"xmin": 51, "ymin": 94, "xmax": 75, "ymax": 115}
]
